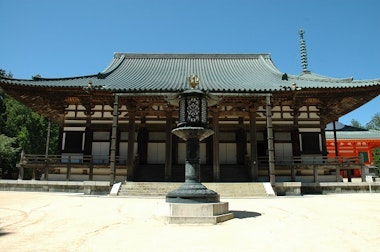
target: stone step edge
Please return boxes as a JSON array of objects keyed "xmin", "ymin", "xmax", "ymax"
[{"xmin": 116, "ymin": 182, "xmax": 275, "ymax": 197}]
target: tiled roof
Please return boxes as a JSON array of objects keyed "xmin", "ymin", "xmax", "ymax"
[
  {"xmin": 325, "ymin": 130, "xmax": 380, "ymax": 140},
  {"xmin": 325, "ymin": 122, "xmax": 380, "ymax": 140},
  {"xmin": 325, "ymin": 122, "xmax": 367, "ymax": 131},
  {"xmin": 1, "ymin": 53, "xmax": 380, "ymax": 92}
]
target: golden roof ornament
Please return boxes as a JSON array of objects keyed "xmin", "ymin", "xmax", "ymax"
[{"xmin": 188, "ymin": 74, "xmax": 199, "ymax": 89}]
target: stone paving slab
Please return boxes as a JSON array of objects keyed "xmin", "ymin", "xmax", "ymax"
[{"xmin": 1, "ymin": 192, "xmax": 379, "ymax": 251}]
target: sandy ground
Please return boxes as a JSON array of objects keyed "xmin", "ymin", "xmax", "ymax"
[{"xmin": 1, "ymin": 192, "xmax": 380, "ymax": 252}]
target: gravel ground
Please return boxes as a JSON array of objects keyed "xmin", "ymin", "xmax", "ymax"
[{"xmin": 1, "ymin": 191, "xmax": 379, "ymax": 252}]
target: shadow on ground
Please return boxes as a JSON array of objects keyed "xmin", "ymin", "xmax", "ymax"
[
  {"xmin": 0, "ymin": 228, "xmax": 12, "ymax": 237},
  {"xmin": 230, "ymin": 210, "xmax": 261, "ymax": 219}
]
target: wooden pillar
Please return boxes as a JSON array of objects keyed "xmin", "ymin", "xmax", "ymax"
[
  {"xmin": 266, "ymin": 95, "xmax": 275, "ymax": 185},
  {"xmin": 205, "ymin": 126, "xmax": 213, "ymax": 165},
  {"xmin": 89, "ymin": 161, "xmax": 93, "ymax": 181},
  {"xmin": 84, "ymin": 104, "xmax": 93, "ymax": 157},
  {"xmin": 44, "ymin": 121, "xmax": 51, "ymax": 181},
  {"xmin": 58, "ymin": 127, "xmax": 64, "ymax": 155},
  {"xmin": 291, "ymin": 101, "xmax": 300, "ymax": 182},
  {"xmin": 127, "ymin": 105, "xmax": 136, "ymax": 181},
  {"xmin": 165, "ymin": 109, "xmax": 173, "ymax": 181},
  {"xmin": 249, "ymin": 108, "xmax": 258, "ymax": 181},
  {"xmin": 333, "ymin": 121, "xmax": 339, "ymax": 157},
  {"xmin": 291, "ymin": 105, "xmax": 301, "ymax": 157},
  {"xmin": 236, "ymin": 118, "xmax": 247, "ymax": 165},
  {"xmin": 66, "ymin": 155, "xmax": 71, "ymax": 181},
  {"xmin": 320, "ymin": 118, "xmax": 328, "ymax": 156},
  {"xmin": 109, "ymin": 94, "xmax": 119, "ymax": 184},
  {"xmin": 84, "ymin": 108, "xmax": 94, "ymax": 181},
  {"xmin": 291, "ymin": 164, "xmax": 296, "ymax": 182},
  {"xmin": 137, "ymin": 118, "xmax": 148, "ymax": 165},
  {"xmin": 82, "ymin": 96, "xmax": 95, "ymax": 181},
  {"xmin": 212, "ymin": 108, "xmax": 220, "ymax": 182},
  {"xmin": 83, "ymin": 127, "xmax": 93, "ymax": 157}
]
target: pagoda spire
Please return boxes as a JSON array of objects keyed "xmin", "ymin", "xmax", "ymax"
[{"xmin": 299, "ymin": 29, "xmax": 310, "ymax": 73}]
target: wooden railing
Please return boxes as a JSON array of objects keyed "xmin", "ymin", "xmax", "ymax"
[
  {"xmin": 17, "ymin": 153, "xmax": 366, "ymax": 183},
  {"xmin": 256, "ymin": 156, "xmax": 365, "ymax": 182},
  {"xmin": 17, "ymin": 153, "xmax": 128, "ymax": 181}
]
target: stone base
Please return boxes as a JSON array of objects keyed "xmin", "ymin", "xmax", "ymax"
[
  {"xmin": 156, "ymin": 202, "xmax": 234, "ymax": 224},
  {"xmin": 166, "ymin": 183, "xmax": 220, "ymax": 203}
]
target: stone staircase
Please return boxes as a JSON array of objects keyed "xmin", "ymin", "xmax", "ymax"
[{"xmin": 117, "ymin": 182, "xmax": 275, "ymax": 197}]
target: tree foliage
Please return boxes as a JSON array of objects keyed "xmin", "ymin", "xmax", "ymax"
[
  {"xmin": 367, "ymin": 113, "xmax": 380, "ymax": 172},
  {"xmin": 0, "ymin": 134, "xmax": 20, "ymax": 178},
  {"xmin": 0, "ymin": 69, "xmax": 12, "ymax": 78},
  {"xmin": 373, "ymin": 149, "xmax": 380, "ymax": 172},
  {"xmin": 366, "ymin": 113, "xmax": 380, "ymax": 130},
  {"xmin": 350, "ymin": 119, "xmax": 364, "ymax": 129},
  {"xmin": 1, "ymin": 69, "xmax": 59, "ymax": 179},
  {"xmin": 350, "ymin": 113, "xmax": 380, "ymax": 172}
]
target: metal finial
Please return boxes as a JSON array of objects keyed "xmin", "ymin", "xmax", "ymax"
[
  {"xmin": 188, "ymin": 74, "xmax": 199, "ymax": 89},
  {"xmin": 298, "ymin": 29, "xmax": 305, "ymax": 38},
  {"xmin": 299, "ymin": 29, "xmax": 309, "ymax": 72}
]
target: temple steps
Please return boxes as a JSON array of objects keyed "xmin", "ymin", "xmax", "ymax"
[{"xmin": 117, "ymin": 182, "xmax": 275, "ymax": 197}]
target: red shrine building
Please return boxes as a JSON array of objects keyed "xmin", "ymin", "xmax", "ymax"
[
  {"xmin": 1, "ymin": 31, "xmax": 379, "ymax": 184},
  {"xmin": 326, "ymin": 122, "xmax": 380, "ymax": 177}
]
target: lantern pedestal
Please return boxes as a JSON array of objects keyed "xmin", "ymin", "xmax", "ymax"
[
  {"xmin": 166, "ymin": 127, "xmax": 219, "ymax": 203},
  {"xmin": 161, "ymin": 127, "xmax": 233, "ymax": 224}
]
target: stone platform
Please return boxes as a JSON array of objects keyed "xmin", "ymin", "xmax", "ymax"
[
  {"xmin": 156, "ymin": 202, "xmax": 234, "ymax": 224},
  {"xmin": 0, "ymin": 179, "xmax": 110, "ymax": 195}
]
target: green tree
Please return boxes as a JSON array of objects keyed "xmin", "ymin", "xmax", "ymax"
[
  {"xmin": 350, "ymin": 118, "xmax": 364, "ymax": 129},
  {"xmin": 0, "ymin": 135, "xmax": 20, "ymax": 178},
  {"xmin": 366, "ymin": 113, "xmax": 380, "ymax": 130},
  {"xmin": 366, "ymin": 113, "xmax": 380, "ymax": 173},
  {"xmin": 1, "ymin": 69, "xmax": 59, "ymax": 179},
  {"xmin": 350, "ymin": 113, "xmax": 380, "ymax": 174},
  {"xmin": 3, "ymin": 94, "xmax": 59, "ymax": 153},
  {"xmin": 0, "ymin": 90, "xmax": 6, "ymax": 133},
  {"xmin": 0, "ymin": 69, "xmax": 13, "ymax": 78},
  {"xmin": 0, "ymin": 70, "xmax": 12, "ymax": 132},
  {"xmin": 373, "ymin": 149, "xmax": 380, "ymax": 175}
]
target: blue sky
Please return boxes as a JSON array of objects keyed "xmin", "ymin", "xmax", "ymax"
[{"xmin": 0, "ymin": 0, "xmax": 379, "ymax": 125}]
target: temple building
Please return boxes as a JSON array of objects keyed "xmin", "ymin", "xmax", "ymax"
[{"xmin": 1, "ymin": 32, "xmax": 379, "ymax": 184}]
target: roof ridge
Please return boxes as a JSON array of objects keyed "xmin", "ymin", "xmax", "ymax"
[
  {"xmin": 0, "ymin": 74, "xmax": 97, "ymax": 82},
  {"xmin": 294, "ymin": 72, "xmax": 354, "ymax": 82},
  {"xmin": 113, "ymin": 52, "xmax": 271, "ymax": 59}
]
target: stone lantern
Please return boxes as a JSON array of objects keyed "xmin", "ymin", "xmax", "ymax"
[
  {"xmin": 158, "ymin": 75, "xmax": 233, "ymax": 224},
  {"xmin": 157, "ymin": 75, "xmax": 233, "ymax": 224},
  {"xmin": 166, "ymin": 75, "xmax": 219, "ymax": 203}
]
